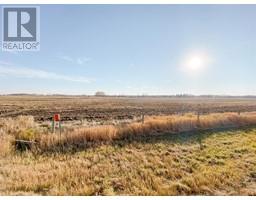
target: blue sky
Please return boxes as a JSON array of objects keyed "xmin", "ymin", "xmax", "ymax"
[{"xmin": 0, "ymin": 5, "xmax": 256, "ymax": 95}]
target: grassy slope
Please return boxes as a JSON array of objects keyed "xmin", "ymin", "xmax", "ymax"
[{"xmin": 0, "ymin": 128, "xmax": 256, "ymax": 195}]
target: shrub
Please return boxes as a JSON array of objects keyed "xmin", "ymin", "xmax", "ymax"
[{"xmin": 16, "ymin": 128, "xmax": 37, "ymax": 141}]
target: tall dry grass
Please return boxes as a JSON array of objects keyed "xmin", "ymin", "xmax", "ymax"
[
  {"xmin": 2, "ymin": 113, "xmax": 256, "ymax": 195},
  {"xmin": 39, "ymin": 112, "xmax": 256, "ymax": 151},
  {"xmin": 0, "ymin": 131, "xmax": 14, "ymax": 156},
  {"xmin": 0, "ymin": 116, "xmax": 36, "ymax": 135},
  {"xmin": 2, "ymin": 113, "xmax": 256, "ymax": 152},
  {"xmin": 0, "ymin": 116, "xmax": 38, "ymax": 154}
]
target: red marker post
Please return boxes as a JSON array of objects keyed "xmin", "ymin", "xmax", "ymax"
[
  {"xmin": 54, "ymin": 114, "xmax": 60, "ymax": 122},
  {"xmin": 52, "ymin": 114, "xmax": 62, "ymax": 135}
]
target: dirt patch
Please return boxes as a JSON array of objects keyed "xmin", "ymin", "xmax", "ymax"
[{"xmin": 1, "ymin": 96, "xmax": 256, "ymax": 122}]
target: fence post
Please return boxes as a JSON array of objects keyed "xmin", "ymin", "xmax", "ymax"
[
  {"xmin": 141, "ymin": 113, "xmax": 144, "ymax": 124},
  {"xmin": 52, "ymin": 120, "xmax": 55, "ymax": 133},
  {"xmin": 197, "ymin": 104, "xmax": 201, "ymax": 127},
  {"xmin": 196, "ymin": 104, "xmax": 203, "ymax": 150},
  {"xmin": 59, "ymin": 121, "xmax": 62, "ymax": 138},
  {"xmin": 52, "ymin": 114, "xmax": 62, "ymax": 139}
]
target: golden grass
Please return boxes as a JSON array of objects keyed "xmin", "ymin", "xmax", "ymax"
[
  {"xmin": 0, "ymin": 115, "xmax": 37, "ymax": 136},
  {"xmin": 0, "ymin": 133, "xmax": 14, "ymax": 156},
  {"xmin": 39, "ymin": 112, "xmax": 256, "ymax": 151},
  {"xmin": 1, "ymin": 115, "xmax": 35, "ymax": 129},
  {"xmin": 1, "ymin": 112, "xmax": 256, "ymax": 153},
  {"xmin": 1, "ymin": 128, "xmax": 256, "ymax": 195},
  {"xmin": 0, "ymin": 116, "xmax": 38, "ymax": 155},
  {"xmin": 1, "ymin": 113, "xmax": 256, "ymax": 195}
]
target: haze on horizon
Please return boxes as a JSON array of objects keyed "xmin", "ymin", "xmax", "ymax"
[{"xmin": 0, "ymin": 5, "xmax": 256, "ymax": 96}]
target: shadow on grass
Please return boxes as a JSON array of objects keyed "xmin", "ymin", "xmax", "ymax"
[
  {"xmin": 117, "ymin": 126, "xmax": 255, "ymax": 147},
  {"xmin": 35, "ymin": 125, "xmax": 256, "ymax": 155}
]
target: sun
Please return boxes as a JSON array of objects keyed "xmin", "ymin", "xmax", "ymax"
[
  {"xmin": 186, "ymin": 55, "xmax": 204, "ymax": 71},
  {"xmin": 181, "ymin": 51, "xmax": 210, "ymax": 74}
]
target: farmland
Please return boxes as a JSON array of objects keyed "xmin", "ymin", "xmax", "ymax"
[
  {"xmin": 0, "ymin": 95, "xmax": 256, "ymax": 195},
  {"xmin": 1, "ymin": 95, "xmax": 256, "ymax": 121}
]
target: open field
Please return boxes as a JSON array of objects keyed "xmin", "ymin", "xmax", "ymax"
[
  {"xmin": 1, "ymin": 95, "xmax": 256, "ymax": 121},
  {"xmin": 1, "ymin": 96, "xmax": 256, "ymax": 195},
  {"xmin": 1, "ymin": 127, "xmax": 256, "ymax": 195},
  {"xmin": 2, "ymin": 2, "xmax": 256, "ymax": 197}
]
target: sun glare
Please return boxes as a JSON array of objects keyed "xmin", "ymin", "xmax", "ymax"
[
  {"xmin": 186, "ymin": 56, "xmax": 204, "ymax": 70},
  {"xmin": 181, "ymin": 51, "xmax": 210, "ymax": 74}
]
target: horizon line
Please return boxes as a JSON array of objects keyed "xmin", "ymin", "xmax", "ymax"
[{"xmin": 1, "ymin": 93, "xmax": 256, "ymax": 98}]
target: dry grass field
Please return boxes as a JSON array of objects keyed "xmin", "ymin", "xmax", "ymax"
[
  {"xmin": 1, "ymin": 128, "xmax": 256, "ymax": 195},
  {"xmin": 0, "ymin": 95, "xmax": 256, "ymax": 195}
]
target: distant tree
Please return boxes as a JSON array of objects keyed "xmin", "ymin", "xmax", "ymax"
[{"xmin": 95, "ymin": 91, "xmax": 106, "ymax": 96}]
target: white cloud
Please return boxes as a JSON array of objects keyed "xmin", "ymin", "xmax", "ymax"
[
  {"xmin": 0, "ymin": 62, "xmax": 93, "ymax": 83},
  {"xmin": 59, "ymin": 55, "xmax": 91, "ymax": 65},
  {"xmin": 76, "ymin": 57, "xmax": 91, "ymax": 65},
  {"xmin": 59, "ymin": 55, "xmax": 73, "ymax": 62}
]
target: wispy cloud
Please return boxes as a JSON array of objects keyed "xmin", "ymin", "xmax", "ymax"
[
  {"xmin": 0, "ymin": 62, "xmax": 93, "ymax": 83},
  {"xmin": 58, "ymin": 55, "xmax": 91, "ymax": 65},
  {"xmin": 59, "ymin": 55, "xmax": 73, "ymax": 62}
]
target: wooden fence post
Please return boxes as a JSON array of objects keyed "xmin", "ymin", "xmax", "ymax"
[
  {"xmin": 52, "ymin": 114, "xmax": 62, "ymax": 140},
  {"xmin": 141, "ymin": 113, "xmax": 144, "ymax": 124},
  {"xmin": 197, "ymin": 104, "xmax": 201, "ymax": 128},
  {"xmin": 59, "ymin": 121, "xmax": 62, "ymax": 139},
  {"xmin": 52, "ymin": 120, "xmax": 55, "ymax": 133}
]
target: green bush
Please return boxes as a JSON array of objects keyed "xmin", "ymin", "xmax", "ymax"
[{"xmin": 17, "ymin": 128, "xmax": 37, "ymax": 141}]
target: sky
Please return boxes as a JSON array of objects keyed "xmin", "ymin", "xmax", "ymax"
[{"xmin": 0, "ymin": 5, "xmax": 256, "ymax": 95}]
